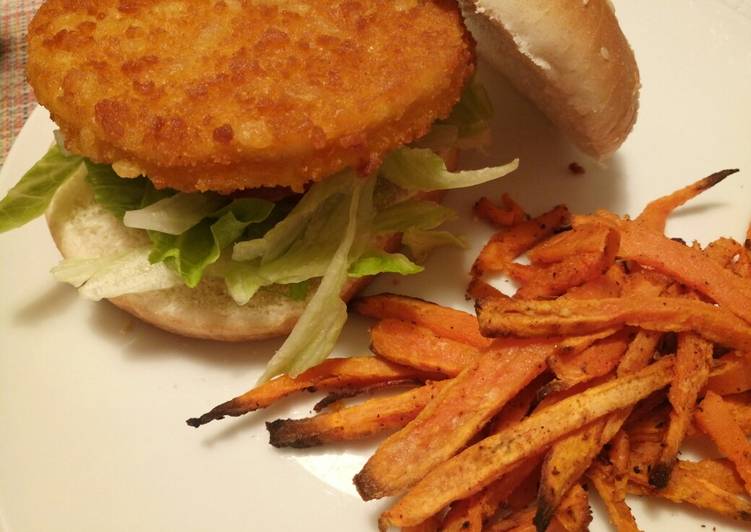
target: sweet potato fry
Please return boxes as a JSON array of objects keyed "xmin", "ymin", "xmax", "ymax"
[
  {"xmin": 617, "ymin": 220, "xmax": 751, "ymax": 324},
  {"xmin": 476, "ymin": 295, "xmax": 751, "ymax": 352},
  {"xmin": 312, "ymin": 380, "xmax": 422, "ymax": 412},
  {"xmin": 527, "ymin": 223, "xmax": 615, "ymax": 265},
  {"xmin": 266, "ymin": 381, "xmax": 446, "ymax": 448},
  {"xmin": 588, "ymin": 463, "xmax": 640, "ymax": 532},
  {"xmin": 732, "ymin": 247, "xmax": 751, "ymax": 279},
  {"xmin": 617, "ymin": 330, "xmax": 662, "ymax": 377},
  {"xmin": 474, "ymin": 193, "xmax": 528, "ymax": 228},
  {"xmin": 720, "ymin": 392, "xmax": 751, "ymax": 435},
  {"xmin": 635, "ymin": 169, "xmax": 738, "ymax": 232},
  {"xmin": 186, "ymin": 356, "xmax": 437, "ymax": 427},
  {"xmin": 627, "ymin": 463, "xmax": 751, "ymax": 522},
  {"xmin": 466, "ymin": 277, "xmax": 504, "ymax": 301},
  {"xmin": 695, "ymin": 391, "xmax": 751, "ymax": 495},
  {"xmin": 536, "ymin": 420, "xmax": 604, "ymax": 530},
  {"xmin": 703, "ymin": 237, "xmax": 746, "ymax": 267},
  {"xmin": 472, "ymin": 205, "xmax": 570, "ymax": 276},
  {"xmin": 535, "ymin": 330, "xmax": 660, "ymax": 530},
  {"xmin": 355, "ymin": 338, "xmax": 560, "ymax": 500},
  {"xmin": 486, "ymin": 507, "xmax": 537, "ymax": 532},
  {"xmin": 675, "ymin": 459, "xmax": 747, "ymax": 496},
  {"xmin": 649, "ymin": 332, "xmax": 713, "ymax": 488},
  {"xmin": 440, "ymin": 458, "xmax": 541, "ymax": 532},
  {"xmin": 546, "ymin": 329, "xmax": 631, "ymax": 389},
  {"xmin": 514, "ymin": 228, "xmax": 619, "ymax": 299},
  {"xmin": 378, "ymin": 358, "xmax": 674, "ymax": 528},
  {"xmin": 707, "ymin": 351, "xmax": 751, "ymax": 395},
  {"xmin": 485, "ymin": 484, "xmax": 591, "ymax": 532},
  {"xmin": 561, "ymin": 263, "xmax": 626, "ymax": 300},
  {"xmin": 488, "ymin": 375, "xmax": 548, "ymax": 434},
  {"xmin": 370, "ymin": 319, "xmax": 479, "ymax": 378},
  {"xmin": 402, "ymin": 519, "xmax": 440, "ymax": 532},
  {"xmin": 354, "ymin": 293, "xmax": 491, "ymax": 349},
  {"xmin": 401, "ymin": 515, "xmax": 441, "ymax": 532}
]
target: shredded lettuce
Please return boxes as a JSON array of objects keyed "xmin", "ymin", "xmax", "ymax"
[
  {"xmin": 224, "ymin": 176, "xmax": 365, "ymax": 302},
  {"xmin": 373, "ymin": 199, "xmax": 455, "ymax": 234},
  {"xmin": 232, "ymin": 171, "xmax": 354, "ymax": 263},
  {"xmin": 381, "ymin": 147, "xmax": 518, "ymax": 191},
  {"xmin": 403, "ymin": 228, "xmax": 467, "ymax": 263},
  {"xmin": 124, "ymin": 192, "xmax": 226, "ymax": 235},
  {"xmin": 259, "ymin": 176, "xmax": 374, "ymax": 381},
  {"xmin": 148, "ymin": 198, "xmax": 274, "ymax": 288},
  {"xmin": 417, "ymin": 78, "xmax": 494, "ymax": 151},
  {"xmin": 52, "ymin": 248, "xmax": 182, "ymax": 300},
  {"xmin": 0, "ymin": 145, "xmax": 85, "ymax": 233},
  {"xmin": 85, "ymin": 162, "xmax": 153, "ymax": 219},
  {"xmin": 349, "ymin": 250, "xmax": 423, "ymax": 277},
  {"xmin": 440, "ymin": 77, "xmax": 494, "ymax": 140}
]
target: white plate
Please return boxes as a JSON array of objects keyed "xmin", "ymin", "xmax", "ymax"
[{"xmin": 2, "ymin": 1, "xmax": 751, "ymax": 531}]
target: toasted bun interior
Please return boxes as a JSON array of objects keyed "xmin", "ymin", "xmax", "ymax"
[{"xmin": 461, "ymin": 0, "xmax": 640, "ymax": 158}]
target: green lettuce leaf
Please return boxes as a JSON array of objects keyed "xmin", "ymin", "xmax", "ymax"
[
  {"xmin": 380, "ymin": 147, "xmax": 518, "ymax": 191},
  {"xmin": 232, "ymin": 171, "xmax": 355, "ymax": 263},
  {"xmin": 348, "ymin": 250, "xmax": 423, "ymax": 278},
  {"xmin": 51, "ymin": 247, "xmax": 182, "ymax": 300},
  {"xmin": 440, "ymin": 77, "xmax": 493, "ymax": 140},
  {"xmin": 373, "ymin": 199, "xmax": 455, "ymax": 233},
  {"xmin": 259, "ymin": 176, "xmax": 374, "ymax": 381},
  {"xmin": 84, "ymin": 161, "xmax": 153, "ymax": 219},
  {"xmin": 149, "ymin": 198, "xmax": 274, "ymax": 288},
  {"xmin": 224, "ymin": 259, "xmax": 265, "ymax": 305},
  {"xmin": 124, "ymin": 191, "xmax": 226, "ymax": 235},
  {"xmin": 0, "ymin": 145, "xmax": 85, "ymax": 233},
  {"xmin": 403, "ymin": 228, "xmax": 467, "ymax": 263}
]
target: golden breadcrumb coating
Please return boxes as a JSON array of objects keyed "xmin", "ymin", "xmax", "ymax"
[{"xmin": 28, "ymin": 0, "xmax": 475, "ymax": 192}]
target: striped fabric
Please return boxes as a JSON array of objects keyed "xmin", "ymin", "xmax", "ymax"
[{"xmin": 1, "ymin": 0, "xmax": 44, "ymax": 164}]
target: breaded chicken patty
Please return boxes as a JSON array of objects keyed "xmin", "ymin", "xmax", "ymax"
[{"xmin": 28, "ymin": 0, "xmax": 475, "ymax": 192}]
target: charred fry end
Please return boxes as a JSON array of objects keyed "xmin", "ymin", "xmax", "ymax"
[
  {"xmin": 186, "ymin": 398, "xmax": 241, "ymax": 428},
  {"xmin": 648, "ymin": 462, "xmax": 673, "ymax": 489}
]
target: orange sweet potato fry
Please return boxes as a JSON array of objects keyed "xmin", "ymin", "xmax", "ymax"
[
  {"xmin": 588, "ymin": 461, "xmax": 640, "ymax": 532},
  {"xmin": 514, "ymin": 228, "xmax": 619, "ymax": 299},
  {"xmin": 527, "ymin": 223, "xmax": 614, "ymax": 265},
  {"xmin": 485, "ymin": 484, "xmax": 591, "ymax": 532},
  {"xmin": 635, "ymin": 170, "xmax": 738, "ymax": 232},
  {"xmin": 676, "ymin": 459, "xmax": 747, "ymax": 496},
  {"xmin": 703, "ymin": 237, "xmax": 746, "ymax": 267},
  {"xmin": 466, "ymin": 277, "xmax": 504, "ymax": 301},
  {"xmin": 707, "ymin": 352, "xmax": 751, "ymax": 395},
  {"xmin": 354, "ymin": 338, "xmax": 559, "ymax": 500},
  {"xmin": 649, "ymin": 332, "xmax": 713, "ymax": 488},
  {"xmin": 440, "ymin": 458, "xmax": 541, "ymax": 532},
  {"xmin": 627, "ymin": 461, "xmax": 751, "ymax": 522},
  {"xmin": 535, "ymin": 330, "xmax": 660, "ymax": 529},
  {"xmin": 536, "ymin": 420, "xmax": 604, "ymax": 530},
  {"xmin": 561, "ymin": 263, "xmax": 626, "ymax": 300},
  {"xmin": 186, "ymin": 356, "xmax": 437, "ymax": 427},
  {"xmin": 695, "ymin": 391, "xmax": 751, "ymax": 495},
  {"xmin": 265, "ymin": 381, "xmax": 446, "ymax": 448},
  {"xmin": 546, "ymin": 329, "xmax": 631, "ymax": 389},
  {"xmin": 689, "ymin": 392, "xmax": 751, "ymax": 436},
  {"xmin": 472, "ymin": 205, "xmax": 570, "ymax": 276},
  {"xmin": 476, "ymin": 295, "xmax": 751, "ymax": 352},
  {"xmin": 474, "ymin": 193, "xmax": 528, "ymax": 228},
  {"xmin": 379, "ymin": 358, "xmax": 674, "ymax": 528},
  {"xmin": 354, "ymin": 293, "xmax": 492, "ymax": 349},
  {"xmin": 617, "ymin": 220, "xmax": 751, "ymax": 324},
  {"xmin": 401, "ymin": 515, "xmax": 441, "ymax": 532},
  {"xmin": 370, "ymin": 319, "xmax": 479, "ymax": 378}
]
